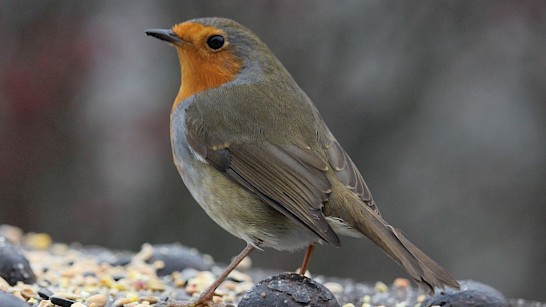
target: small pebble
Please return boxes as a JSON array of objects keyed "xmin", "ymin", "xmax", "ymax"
[
  {"xmin": 147, "ymin": 278, "xmax": 167, "ymax": 291},
  {"xmin": 85, "ymin": 293, "xmax": 107, "ymax": 307},
  {"xmin": 235, "ymin": 256, "xmax": 252, "ymax": 271},
  {"xmin": 37, "ymin": 300, "xmax": 53, "ymax": 307},
  {"xmin": 324, "ymin": 282, "xmax": 344, "ymax": 295},
  {"xmin": 19, "ymin": 287, "xmax": 36, "ymax": 300},
  {"xmin": 393, "ymin": 278, "xmax": 410, "ymax": 289},
  {"xmin": 114, "ymin": 297, "xmax": 131, "ymax": 306},
  {"xmin": 0, "ymin": 225, "xmax": 24, "ymax": 244},
  {"xmin": 138, "ymin": 295, "xmax": 159, "ymax": 304},
  {"xmin": 212, "ymin": 295, "xmax": 224, "ymax": 304}
]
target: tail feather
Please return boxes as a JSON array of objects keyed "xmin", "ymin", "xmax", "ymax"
[
  {"xmin": 354, "ymin": 207, "xmax": 460, "ymax": 294},
  {"xmin": 388, "ymin": 225, "xmax": 460, "ymax": 292}
]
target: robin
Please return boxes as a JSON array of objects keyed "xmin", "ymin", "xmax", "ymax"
[{"xmin": 146, "ymin": 17, "xmax": 459, "ymax": 306}]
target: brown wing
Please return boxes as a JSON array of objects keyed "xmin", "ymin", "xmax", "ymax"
[
  {"xmin": 185, "ymin": 119, "xmax": 340, "ymax": 246},
  {"xmin": 324, "ymin": 139, "xmax": 379, "ymax": 214}
]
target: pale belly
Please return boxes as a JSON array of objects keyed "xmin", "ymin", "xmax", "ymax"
[{"xmin": 175, "ymin": 156, "xmax": 320, "ymax": 251}]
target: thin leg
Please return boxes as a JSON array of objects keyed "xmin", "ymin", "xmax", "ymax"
[
  {"xmin": 174, "ymin": 243, "xmax": 256, "ymax": 307},
  {"xmin": 299, "ymin": 244, "xmax": 315, "ymax": 274}
]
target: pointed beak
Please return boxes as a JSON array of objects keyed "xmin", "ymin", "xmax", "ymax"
[{"xmin": 145, "ymin": 29, "xmax": 185, "ymax": 44}]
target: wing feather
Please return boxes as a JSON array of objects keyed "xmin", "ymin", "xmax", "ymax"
[{"xmin": 325, "ymin": 139, "xmax": 377, "ymax": 213}]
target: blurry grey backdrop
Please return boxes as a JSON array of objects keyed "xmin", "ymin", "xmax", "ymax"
[{"xmin": 1, "ymin": 0, "xmax": 545, "ymax": 301}]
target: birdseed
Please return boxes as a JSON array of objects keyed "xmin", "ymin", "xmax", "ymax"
[{"xmin": 2, "ymin": 225, "xmax": 535, "ymax": 306}]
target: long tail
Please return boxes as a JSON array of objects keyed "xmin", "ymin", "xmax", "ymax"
[{"xmin": 354, "ymin": 205, "xmax": 460, "ymax": 294}]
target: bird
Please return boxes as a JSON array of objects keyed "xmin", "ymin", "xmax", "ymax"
[{"xmin": 146, "ymin": 17, "xmax": 459, "ymax": 306}]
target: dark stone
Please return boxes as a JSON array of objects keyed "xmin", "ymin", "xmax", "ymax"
[
  {"xmin": 49, "ymin": 295, "xmax": 76, "ymax": 307},
  {"xmin": 38, "ymin": 288, "xmax": 53, "ymax": 300},
  {"xmin": 422, "ymin": 280, "xmax": 509, "ymax": 307},
  {"xmin": 239, "ymin": 272, "xmax": 339, "ymax": 307},
  {"xmin": 0, "ymin": 292, "xmax": 28, "ymax": 307},
  {"xmin": 148, "ymin": 244, "xmax": 213, "ymax": 276},
  {"xmin": 0, "ymin": 237, "xmax": 36, "ymax": 285}
]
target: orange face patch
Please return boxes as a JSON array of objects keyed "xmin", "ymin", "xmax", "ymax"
[{"xmin": 171, "ymin": 22, "xmax": 242, "ymax": 108}]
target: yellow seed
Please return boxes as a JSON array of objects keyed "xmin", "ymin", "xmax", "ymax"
[
  {"xmin": 126, "ymin": 291, "xmax": 139, "ymax": 302},
  {"xmin": 113, "ymin": 282, "xmax": 127, "ymax": 291},
  {"xmin": 374, "ymin": 281, "xmax": 389, "ymax": 293},
  {"xmin": 24, "ymin": 233, "xmax": 52, "ymax": 250},
  {"xmin": 100, "ymin": 276, "xmax": 115, "ymax": 287}
]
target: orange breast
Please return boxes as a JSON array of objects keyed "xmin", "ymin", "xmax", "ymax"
[{"xmin": 172, "ymin": 22, "xmax": 242, "ymax": 110}]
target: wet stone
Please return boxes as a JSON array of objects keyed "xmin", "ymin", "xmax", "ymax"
[
  {"xmin": 239, "ymin": 272, "xmax": 339, "ymax": 307},
  {"xmin": 422, "ymin": 280, "xmax": 509, "ymax": 307},
  {"xmin": 148, "ymin": 244, "xmax": 213, "ymax": 276},
  {"xmin": 0, "ymin": 292, "xmax": 28, "ymax": 307},
  {"xmin": 0, "ymin": 237, "xmax": 36, "ymax": 285}
]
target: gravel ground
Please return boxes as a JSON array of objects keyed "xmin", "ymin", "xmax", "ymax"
[{"xmin": 0, "ymin": 225, "xmax": 544, "ymax": 307}]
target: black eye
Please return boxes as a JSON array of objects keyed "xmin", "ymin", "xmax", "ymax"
[{"xmin": 206, "ymin": 35, "xmax": 225, "ymax": 50}]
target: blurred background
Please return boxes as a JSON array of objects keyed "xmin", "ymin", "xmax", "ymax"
[{"xmin": 1, "ymin": 0, "xmax": 545, "ymax": 301}]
